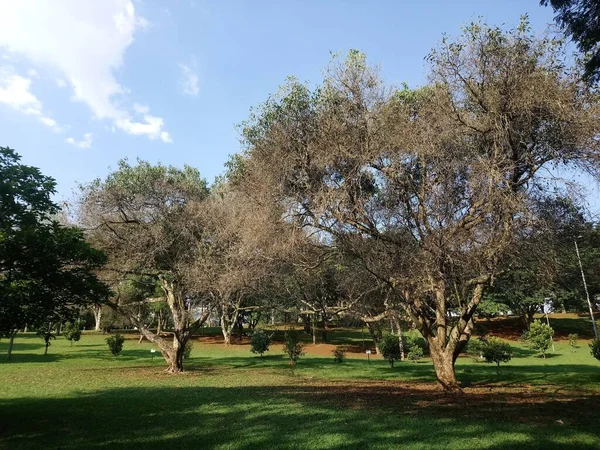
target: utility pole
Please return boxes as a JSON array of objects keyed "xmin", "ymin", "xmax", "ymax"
[{"xmin": 575, "ymin": 238, "xmax": 599, "ymax": 341}]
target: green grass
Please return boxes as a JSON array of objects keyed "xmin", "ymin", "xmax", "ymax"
[{"xmin": 1, "ymin": 326, "xmax": 599, "ymax": 449}]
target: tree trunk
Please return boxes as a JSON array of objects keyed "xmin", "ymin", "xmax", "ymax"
[
  {"xmin": 366, "ymin": 322, "xmax": 382, "ymax": 354},
  {"xmin": 44, "ymin": 342, "xmax": 49, "ymax": 355},
  {"xmin": 392, "ymin": 315, "xmax": 405, "ymax": 361},
  {"xmin": 93, "ymin": 305, "xmax": 102, "ymax": 331},
  {"xmin": 7, "ymin": 330, "xmax": 17, "ymax": 360},
  {"xmin": 429, "ymin": 347, "xmax": 461, "ymax": 391},
  {"xmin": 312, "ymin": 315, "xmax": 316, "ymax": 345}
]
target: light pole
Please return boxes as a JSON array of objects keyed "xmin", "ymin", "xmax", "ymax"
[{"xmin": 574, "ymin": 237, "xmax": 599, "ymax": 341}]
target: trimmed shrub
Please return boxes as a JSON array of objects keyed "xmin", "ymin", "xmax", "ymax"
[
  {"xmin": 380, "ymin": 334, "xmax": 401, "ymax": 367},
  {"xmin": 568, "ymin": 333, "xmax": 578, "ymax": 351},
  {"xmin": 524, "ymin": 320, "xmax": 554, "ymax": 358},
  {"xmin": 250, "ymin": 329, "xmax": 271, "ymax": 357},
  {"xmin": 63, "ymin": 321, "xmax": 82, "ymax": 346},
  {"xmin": 283, "ymin": 328, "xmax": 304, "ymax": 366},
  {"xmin": 481, "ymin": 336, "xmax": 512, "ymax": 368},
  {"xmin": 406, "ymin": 346, "xmax": 424, "ymax": 362},
  {"xmin": 332, "ymin": 345, "xmax": 346, "ymax": 363},
  {"xmin": 106, "ymin": 333, "xmax": 125, "ymax": 356}
]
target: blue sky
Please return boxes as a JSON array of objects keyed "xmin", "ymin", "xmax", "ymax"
[{"xmin": 1, "ymin": 0, "xmax": 591, "ymax": 205}]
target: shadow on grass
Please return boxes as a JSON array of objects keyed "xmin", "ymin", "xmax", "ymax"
[{"xmin": 1, "ymin": 382, "xmax": 599, "ymax": 450}]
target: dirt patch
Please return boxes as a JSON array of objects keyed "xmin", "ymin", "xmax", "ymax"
[{"xmin": 280, "ymin": 379, "xmax": 600, "ymax": 425}]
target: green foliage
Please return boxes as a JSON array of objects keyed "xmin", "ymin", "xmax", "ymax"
[
  {"xmin": 590, "ymin": 339, "xmax": 600, "ymax": 361},
  {"xmin": 524, "ymin": 320, "xmax": 555, "ymax": 358},
  {"xmin": 477, "ymin": 299, "xmax": 509, "ymax": 320},
  {"xmin": 282, "ymin": 329, "xmax": 304, "ymax": 366},
  {"xmin": 332, "ymin": 345, "xmax": 346, "ymax": 363},
  {"xmin": 36, "ymin": 325, "xmax": 56, "ymax": 353},
  {"xmin": 481, "ymin": 337, "xmax": 512, "ymax": 368},
  {"xmin": 380, "ymin": 334, "xmax": 401, "ymax": 368},
  {"xmin": 568, "ymin": 333, "xmax": 579, "ymax": 350},
  {"xmin": 542, "ymin": 0, "xmax": 600, "ymax": 83},
  {"xmin": 63, "ymin": 321, "xmax": 82, "ymax": 346},
  {"xmin": 403, "ymin": 334, "xmax": 426, "ymax": 362},
  {"xmin": 406, "ymin": 346, "xmax": 424, "ymax": 362},
  {"xmin": 0, "ymin": 147, "xmax": 109, "ymax": 338},
  {"xmin": 250, "ymin": 329, "xmax": 271, "ymax": 357},
  {"xmin": 183, "ymin": 340, "xmax": 193, "ymax": 359},
  {"xmin": 465, "ymin": 337, "xmax": 486, "ymax": 357},
  {"xmin": 106, "ymin": 333, "xmax": 125, "ymax": 356}
]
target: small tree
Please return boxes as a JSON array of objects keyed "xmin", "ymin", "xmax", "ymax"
[
  {"xmin": 250, "ymin": 329, "xmax": 271, "ymax": 357},
  {"xmin": 404, "ymin": 335, "xmax": 425, "ymax": 362},
  {"xmin": 282, "ymin": 329, "xmax": 304, "ymax": 366},
  {"xmin": 481, "ymin": 337, "xmax": 512, "ymax": 368},
  {"xmin": 380, "ymin": 334, "xmax": 401, "ymax": 368},
  {"xmin": 63, "ymin": 321, "xmax": 82, "ymax": 346},
  {"xmin": 332, "ymin": 345, "xmax": 346, "ymax": 363},
  {"xmin": 36, "ymin": 326, "xmax": 56, "ymax": 355},
  {"xmin": 590, "ymin": 339, "xmax": 600, "ymax": 361},
  {"xmin": 568, "ymin": 333, "xmax": 578, "ymax": 351},
  {"xmin": 106, "ymin": 333, "xmax": 125, "ymax": 356},
  {"xmin": 525, "ymin": 320, "xmax": 554, "ymax": 358}
]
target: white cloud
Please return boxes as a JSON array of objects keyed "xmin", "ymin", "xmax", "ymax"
[
  {"xmin": 56, "ymin": 78, "xmax": 67, "ymax": 88},
  {"xmin": 180, "ymin": 61, "xmax": 199, "ymax": 97},
  {"xmin": 0, "ymin": 68, "xmax": 61, "ymax": 131},
  {"xmin": 0, "ymin": 0, "xmax": 171, "ymax": 142},
  {"xmin": 66, "ymin": 132, "xmax": 93, "ymax": 149}
]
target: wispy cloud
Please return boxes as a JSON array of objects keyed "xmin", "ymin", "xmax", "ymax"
[
  {"xmin": 0, "ymin": 0, "xmax": 171, "ymax": 143},
  {"xmin": 66, "ymin": 132, "xmax": 93, "ymax": 149},
  {"xmin": 179, "ymin": 60, "xmax": 199, "ymax": 97},
  {"xmin": 0, "ymin": 67, "xmax": 61, "ymax": 131}
]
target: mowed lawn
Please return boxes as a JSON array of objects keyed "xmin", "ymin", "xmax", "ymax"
[{"xmin": 1, "ymin": 321, "xmax": 600, "ymax": 449}]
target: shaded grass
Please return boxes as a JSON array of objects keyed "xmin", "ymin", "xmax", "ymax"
[{"xmin": 0, "ymin": 329, "xmax": 599, "ymax": 449}]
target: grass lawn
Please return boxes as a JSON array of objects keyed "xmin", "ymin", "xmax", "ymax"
[{"xmin": 1, "ymin": 319, "xmax": 599, "ymax": 449}]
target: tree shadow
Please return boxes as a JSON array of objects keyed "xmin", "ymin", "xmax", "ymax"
[{"xmin": 1, "ymin": 382, "xmax": 599, "ymax": 450}]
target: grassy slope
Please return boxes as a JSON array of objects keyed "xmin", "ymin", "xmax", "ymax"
[{"xmin": 0, "ymin": 317, "xmax": 599, "ymax": 450}]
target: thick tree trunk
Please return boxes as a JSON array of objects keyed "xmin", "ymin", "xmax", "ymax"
[
  {"xmin": 429, "ymin": 346, "xmax": 461, "ymax": 391},
  {"xmin": 7, "ymin": 330, "xmax": 17, "ymax": 360},
  {"xmin": 93, "ymin": 305, "xmax": 102, "ymax": 331}
]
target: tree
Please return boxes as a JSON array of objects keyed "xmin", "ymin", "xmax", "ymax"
[
  {"xmin": 525, "ymin": 320, "xmax": 555, "ymax": 358},
  {"xmin": 380, "ymin": 334, "xmax": 402, "ymax": 368},
  {"xmin": 63, "ymin": 321, "xmax": 82, "ymax": 346},
  {"xmin": 541, "ymin": 0, "xmax": 600, "ymax": 83},
  {"xmin": 282, "ymin": 328, "xmax": 304, "ymax": 366},
  {"xmin": 0, "ymin": 147, "xmax": 109, "ymax": 359},
  {"xmin": 241, "ymin": 19, "xmax": 600, "ymax": 390},
  {"xmin": 590, "ymin": 339, "xmax": 600, "ymax": 361},
  {"xmin": 250, "ymin": 329, "xmax": 271, "ymax": 357},
  {"xmin": 79, "ymin": 160, "xmax": 212, "ymax": 372},
  {"xmin": 481, "ymin": 337, "xmax": 512, "ymax": 368}
]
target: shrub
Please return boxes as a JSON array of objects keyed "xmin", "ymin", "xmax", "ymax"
[
  {"xmin": 183, "ymin": 340, "xmax": 193, "ymax": 359},
  {"xmin": 106, "ymin": 333, "xmax": 125, "ymax": 356},
  {"xmin": 380, "ymin": 334, "xmax": 401, "ymax": 367},
  {"xmin": 481, "ymin": 336, "xmax": 512, "ymax": 368},
  {"xmin": 465, "ymin": 337, "xmax": 487, "ymax": 358},
  {"xmin": 63, "ymin": 321, "xmax": 82, "ymax": 346},
  {"xmin": 403, "ymin": 334, "xmax": 425, "ymax": 362},
  {"xmin": 250, "ymin": 329, "xmax": 271, "ymax": 357},
  {"xmin": 524, "ymin": 320, "xmax": 554, "ymax": 358},
  {"xmin": 283, "ymin": 328, "xmax": 304, "ymax": 366},
  {"xmin": 332, "ymin": 345, "xmax": 346, "ymax": 363},
  {"xmin": 406, "ymin": 346, "xmax": 424, "ymax": 362},
  {"xmin": 590, "ymin": 339, "xmax": 600, "ymax": 361},
  {"xmin": 568, "ymin": 333, "xmax": 578, "ymax": 351}
]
